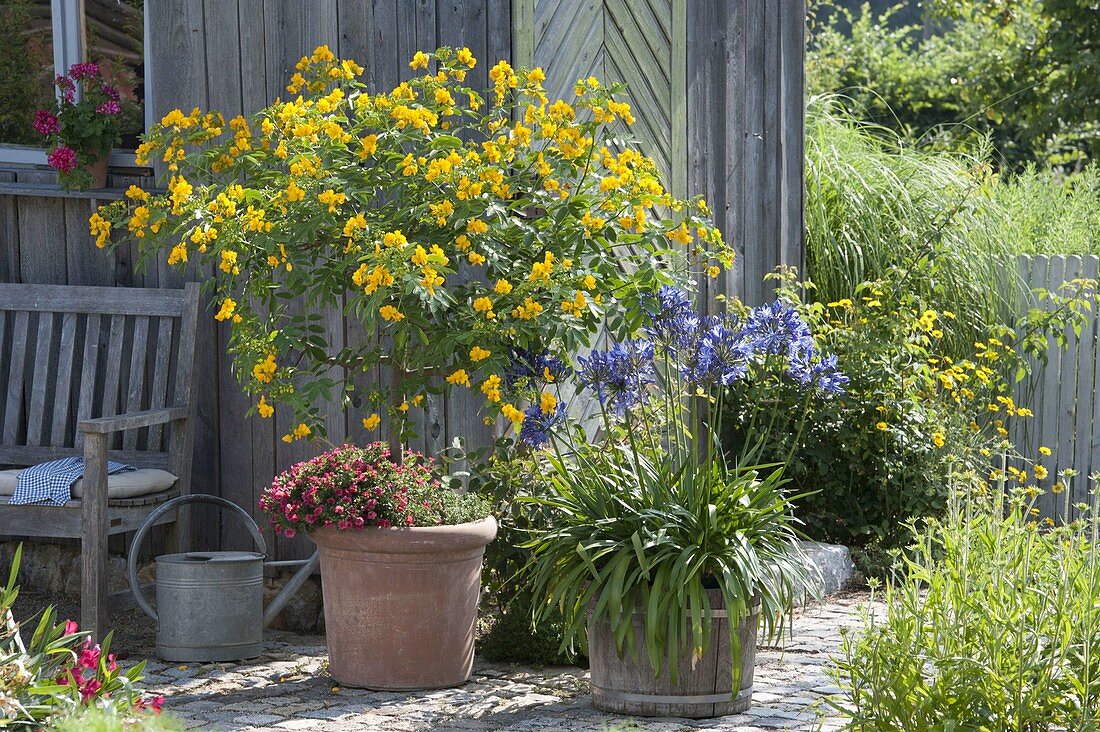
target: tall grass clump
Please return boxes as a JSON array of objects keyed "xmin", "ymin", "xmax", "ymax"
[
  {"xmin": 829, "ymin": 470, "xmax": 1100, "ymax": 730},
  {"xmin": 805, "ymin": 95, "xmax": 1022, "ymax": 358},
  {"xmin": 994, "ymin": 165, "xmax": 1100, "ymax": 256}
]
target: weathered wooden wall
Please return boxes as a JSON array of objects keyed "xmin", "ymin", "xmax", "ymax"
[
  {"xmin": 0, "ymin": 0, "xmax": 805, "ymax": 559},
  {"xmin": 1012, "ymin": 255, "xmax": 1100, "ymax": 517},
  {"xmin": 516, "ymin": 0, "xmax": 806, "ymax": 306}
]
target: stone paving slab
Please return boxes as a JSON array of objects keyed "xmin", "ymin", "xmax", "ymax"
[{"xmin": 145, "ymin": 593, "xmax": 871, "ymax": 732}]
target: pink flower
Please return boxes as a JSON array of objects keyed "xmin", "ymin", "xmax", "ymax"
[
  {"xmin": 79, "ymin": 678, "xmax": 101, "ymax": 700},
  {"xmin": 69, "ymin": 62, "xmax": 100, "ymax": 80},
  {"xmin": 33, "ymin": 110, "xmax": 60, "ymax": 136},
  {"xmin": 47, "ymin": 145, "xmax": 78, "ymax": 172},
  {"xmin": 63, "ymin": 619, "xmax": 79, "ymax": 635},
  {"xmin": 96, "ymin": 100, "xmax": 120, "ymax": 116}
]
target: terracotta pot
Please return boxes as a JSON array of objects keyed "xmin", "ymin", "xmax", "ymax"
[
  {"xmin": 587, "ymin": 589, "xmax": 759, "ymax": 718},
  {"xmin": 83, "ymin": 151, "xmax": 108, "ymax": 189},
  {"xmin": 310, "ymin": 516, "xmax": 497, "ymax": 690}
]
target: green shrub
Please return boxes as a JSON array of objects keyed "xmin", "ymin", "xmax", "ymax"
[
  {"xmin": 724, "ymin": 271, "xmax": 1095, "ymax": 578},
  {"xmin": 470, "ymin": 450, "xmax": 579, "ymax": 666},
  {"xmin": 829, "ymin": 473, "xmax": 1100, "ymax": 730},
  {"xmin": 807, "ymin": 0, "xmax": 1099, "ymax": 169},
  {"xmin": 0, "ymin": 547, "xmax": 155, "ymax": 729}
]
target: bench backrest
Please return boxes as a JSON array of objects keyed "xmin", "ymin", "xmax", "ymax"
[{"xmin": 0, "ymin": 283, "xmax": 200, "ymax": 473}]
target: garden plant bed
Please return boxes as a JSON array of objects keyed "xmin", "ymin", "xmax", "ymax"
[{"xmin": 137, "ymin": 592, "xmax": 872, "ymax": 731}]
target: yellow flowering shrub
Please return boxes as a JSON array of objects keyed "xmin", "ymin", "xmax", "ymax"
[{"xmin": 92, "ymin": 46, "xmax": 729, "ymax": 442}]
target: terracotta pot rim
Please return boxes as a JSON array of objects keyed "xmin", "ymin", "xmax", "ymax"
[{"xmin": 309, "ymin": 515, "xmax": 497, "ymax": 553}]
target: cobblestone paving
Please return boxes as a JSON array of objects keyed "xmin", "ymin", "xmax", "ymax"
[{"xmin": 145, "ymin": 592, "xmax": 871, "ymax": 732}]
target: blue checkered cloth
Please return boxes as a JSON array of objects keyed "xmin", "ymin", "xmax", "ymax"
[{"xmin": 10, "ymin": 457, "xmax": 136, "ymax": 506}]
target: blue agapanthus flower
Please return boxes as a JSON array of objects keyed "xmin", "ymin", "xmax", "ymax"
[
  {"xmin": 505, "ymin": 347, "xmax": 569, "ymax": 386},
  {"xmin": 577, "ymin": 339, "xmax": 656, "ymax": 415},
  {"xmin": 787, "ymin": 351, "xmax": 849, "ymax": 395},
  {"xmin": 743, "ymin": 301, "xmax": 814, "ymax": 357},
  {"xmin": 645, "ymin": 286, "xmax": 700, "ymax": 351},
  {"xmin": 518, "ymin": 402, "xmax": 566, "ymax": 448},
  {"xmin": 683, "ymin": 317, "xmax": 755, "ymax": 387}
]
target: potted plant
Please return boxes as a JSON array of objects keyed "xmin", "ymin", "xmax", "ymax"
[
  {"xmin": 90, "ymin": 45, "xmax": 730, "ymax": 689},
  {"xmin": 260, "ymin": 443, "xmax": 492, "ymax": 688},
  {"xmin": 520, "ymin": 286, "xmax": 847, "ymax": 718},
  {"xmin": 35, "ymin": 63, "xmax": 124, "ymax": 190}
]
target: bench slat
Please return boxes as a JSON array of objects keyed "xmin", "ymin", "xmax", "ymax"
[
  {"xmin": 0, "ymin": 444, "xmax": 171, "ymax": 470},
  {"xmin": 75, "ymin": 314, "xmax": 102, "ymax": 450},
  {"xmin": 100, "ymin": 315, "xmax": 125, "ymax": 448},
  {"xmin": 50, "ymin": 313, "xmax": 78, "ymax": 447},
  {"xmin": 26, "ymin": 313, "xmax": 55, "ymax": 445},
  {"xmin": 123, "ymin": 316, "xmax": 149, "ymax": 451},
  {"xmin": 147, "ymin": 316, "xmax": 174, "ymax": 450},
  {"xmin": 0, "ymin": 284, "xmax": 190, "ymax": 316},
  {"xmin": 3, "ymin": 312, "xmax": 29, "ymax": 445}
]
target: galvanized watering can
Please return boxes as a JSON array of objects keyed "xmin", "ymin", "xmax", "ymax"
[{"xmin": 128, "ymin": 494, "xmax": 319, "ymax": 663}]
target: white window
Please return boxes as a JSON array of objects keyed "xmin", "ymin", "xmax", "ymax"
[{"xmin": 0, "ymin": 0, "xmax": 150, "ymax": 167}]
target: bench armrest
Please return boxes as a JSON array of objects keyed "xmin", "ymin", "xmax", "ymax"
[{"xmin": 78, "ymin": 407, "xmax": 189, "ymax": 434}]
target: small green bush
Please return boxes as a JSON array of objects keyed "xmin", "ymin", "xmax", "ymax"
[
  {"xmin": 725, "ymin": 271, "xmax": 1095, "ymax": 578},
  {"xmin": 471, "ymin": 450, "xmax": 579, "ymax": 666},
  {"xmin": 829, "ymin": 474, "xmax": 1100, "ymax": 730}
]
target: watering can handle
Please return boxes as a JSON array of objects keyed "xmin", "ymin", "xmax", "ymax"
[{"xmin": 127, "ymin": 494, "xmax": 268, "ymax": 622}]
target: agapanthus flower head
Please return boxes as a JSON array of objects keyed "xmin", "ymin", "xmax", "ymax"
[
  {"xmin": 645, "ymin": 285, "xmax": 699, "ymax": 349},
  {"xmin": 96, "ymin": 100, "xmax": 121, "ymax": 116},
  {"xmin": 505, "ymin": 347, "xmax": 568, "ymax": 386},
  {"xmin": 69, "ymin": 62, "xmax": 100, "ymax": 80},
  {"xmin": 47, "ymin": 145, "xmax": 78, "ymax": 173},
  {"xmin": 578, "ymin": 339, "xmax": 656, "ymax": 415},
  {"xmin": 519, "ymin": 401, "xmax": 565, "ymax": 448},
  {"xmin": 33, "ymin": 109, "xmax": 60, "ymax": 136},
  {"xmin": 743, "ymin": 301, "xmax": 813, "ymax": 357},
  {"xmin": 685, "ymin": 317, "xmax": 754, "ymax": 387},
  {"xmin": 788, "ymin": 351, "xmax": 848, "ymax": 395}
]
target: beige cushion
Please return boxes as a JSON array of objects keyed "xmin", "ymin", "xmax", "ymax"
[{"xmin": 0, "ymin": 468, "xmax": 178, "ymax": 500}]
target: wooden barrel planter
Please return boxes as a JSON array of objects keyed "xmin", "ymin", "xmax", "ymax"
[{"xmin": 587, "ymin": 591, "xmax": 759, "ymax": 719}]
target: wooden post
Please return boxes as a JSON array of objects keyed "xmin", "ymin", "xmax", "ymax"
[{"xmin": 81, "ymin": 431, "xmax": 109, "ymax": 640}]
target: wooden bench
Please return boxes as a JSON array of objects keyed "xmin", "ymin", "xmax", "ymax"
[{"xmin": 0, "ymin": 283, "xmax": 199, "ymax": 639}]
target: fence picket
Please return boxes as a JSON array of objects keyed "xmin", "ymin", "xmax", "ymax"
[{"xmin": 1072, "ymin": 256, "xmax": 1099, "ymax": 508}]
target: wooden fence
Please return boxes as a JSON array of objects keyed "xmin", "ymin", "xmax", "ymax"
[
  {"xmin": 0, "ymin": 0, "xmax": 806, "ymax": 560},
  {"xmin": 1013, "ymin": 255, "xmax": 1100, "ymax": 516}
]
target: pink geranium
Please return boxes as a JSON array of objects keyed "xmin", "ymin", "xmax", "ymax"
[
  {"xmin": 33, "ymin": 109, "xmax": 60, "ymax": 136},
  {"xmin": 47, "ymin": 145, "xmax": 78, "ymax": 172}
]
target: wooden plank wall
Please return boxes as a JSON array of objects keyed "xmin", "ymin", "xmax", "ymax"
[
  {"xmin": 519, "ymin": 0, "xmax": 806, "ymax": 308},
  {"xmin": 1012, "ymin": 254, "xmax": 1100, "ymax": 517},
  {"xmin": 0, "ymin": 0, "xmax": 806, "ymax": 559}
]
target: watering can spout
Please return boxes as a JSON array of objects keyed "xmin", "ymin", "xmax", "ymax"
[{"xmin": 262, "ymin": 552, "xmax": 320, "ymax": 628}]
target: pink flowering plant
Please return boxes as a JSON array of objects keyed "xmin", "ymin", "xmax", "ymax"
[
  {"xmin": 260, "ymin": 443, "xmax": 489, "ymax": 536},
  {"xmin": 0, "ymin": 547, "xmax": 161, "ymax": 728},
  {"xmin": 34, "ymin": 62, "xmax": 125, "ymax": 189}
]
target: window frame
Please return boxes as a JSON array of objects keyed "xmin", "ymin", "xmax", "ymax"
[{"xmin": 0, "ymin": 0, "xmax": 151, "ymax": 168}]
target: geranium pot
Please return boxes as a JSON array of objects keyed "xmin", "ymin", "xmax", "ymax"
[
  {"xmin": 83, "ymin": 148, "xmax": 108, "ymax": 189},
  {"xmin": 587, "ymin": 589, "xmax": 759, "ymax": 719},
  {"xmin": 310, "ymin": 516, "xmax": 497, "ymax": 690}
]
